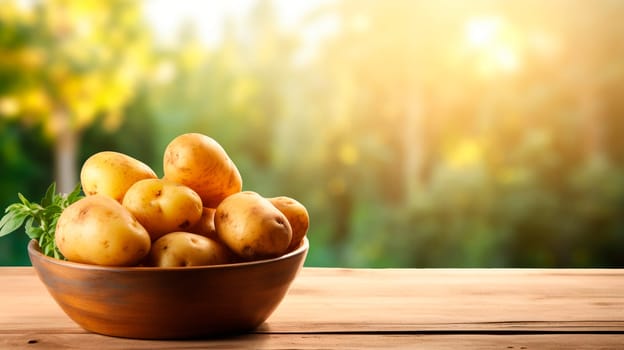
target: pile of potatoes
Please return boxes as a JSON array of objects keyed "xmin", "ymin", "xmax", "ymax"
[{"xmin": 54, "ymin": 133, "xmax": 309, "ymax": 267}]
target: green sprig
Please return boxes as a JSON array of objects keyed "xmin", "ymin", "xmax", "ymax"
[{"xmin": 0, "ymin": 183, "xmax": 83, "ymax": 259}]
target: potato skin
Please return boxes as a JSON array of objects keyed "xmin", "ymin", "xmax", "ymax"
[
  {"xmin": 55, "ymin": 195, "xmax": 151, "ymax": 266},
  {"xmin": 163, "ymin": 133, "xmax": 242, "ymax": 208},
  {"xmin": 122, "ymin": 179, "xmax": 203, "ymax": 241},
  {"xmin": 148, "ymin": 232, "xmax": 232, "ymax": 267},
  {"xmin": 188, "ymin": 207, "xmax": 218, "ymax": 241},
  {"xmin": 81, "ymin": 151, "xmax": 157, "ymax": 203},
  {"xmin": 215, "ymin": 191, "xmax": 292, "ymax": 260},
  {"xmin": 268, "ymin": 196, "xmax": 309, "ymax": 251}
]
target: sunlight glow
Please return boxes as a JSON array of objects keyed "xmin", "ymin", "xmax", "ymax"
[
  {"xmin": 466, "ymin": 16, "xmax": 501, "ymax": 48},
  {"xmin": 464, "ymin": 16, "xmax": 521, "ymax": 75},
  {"xmin": 144, "ymin": 0, "xmax": 254, "ymax": 47},
  {"xmin": 351, "ymin": 13, "xmax": 370, "ymax": 33},
  {"xmin": 144, "ymin": 0, "xmax": 334, "ymax": 49},
  {"xmin": 494, "ymin": 46, "xmax": 519, "ymax": 72}
]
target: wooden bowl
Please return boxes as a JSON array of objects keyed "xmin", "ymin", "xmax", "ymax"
[{"xmin": 28, "ymin": 237, "xmax": 308, "ymax": 339}]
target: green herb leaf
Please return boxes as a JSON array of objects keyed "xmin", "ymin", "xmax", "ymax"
[
  {"xmin": 24, "ymin": 217, "xmax": 42, "ymax": 240},
  {"xmin": 17, "ymin": 193, "xmax": 30, "ymax": 206},
  {"xmin": 1, "ymin": 182, "xmax": 83, "ymax": 259},
  {"xmin": 41, "ymin": 183, "xmax": 57, "ymax": 208},
  {"xmin": 66, "ymin": 183, "xmax": 83, "ymax": 204},
  {"xmin": 0, "ymin": 210, "xmax": 29, "ymax": 237}
]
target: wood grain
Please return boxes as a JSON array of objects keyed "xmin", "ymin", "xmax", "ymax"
[
  {"xmin": 1, "ymin": 334, "xmax": 623, "ymax": 350},
  {"xmin": 264, "ymin": 268, "xmax": 624, "ymax": 332},
  {"xmin": 0, "ymin": 267, "xmax": 622, "ymax": 348}
]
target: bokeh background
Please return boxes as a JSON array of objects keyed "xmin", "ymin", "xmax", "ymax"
[{"xmin": 1, "ymin": 0, "xmax": 623, "ymax": 267}]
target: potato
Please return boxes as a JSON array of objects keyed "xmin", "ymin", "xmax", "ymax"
[
  {"xmin": 81, "ymin": 151, "xmax": 157, "ymax": 202},
  {"xmin": 215, "ymin": 191, "xmax": 292, "ymax": 260},
  {"xmin": 55, "ymin": 194, "xmax": 151, "ymax": 266},
  {"xmin": 187, "ymin": 207, "xmax": 218, "ymax": 241},
  {"xmin": 122, "ymin": 179, "xmax": 203, "ymax": 241},
  {"xmin": 163, "ymin": 133, "xmax": 242, "ymax": 208},
  {"xmin": 268, "ymin": 196, "xmax": 309, "ymax": 251},
  {"xmin": 148, "ymin": 232, "xmax": 232, "ymax": 267}
]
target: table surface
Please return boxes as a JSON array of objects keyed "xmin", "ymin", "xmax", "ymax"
[{"xmin": 1, "ymin": 267, "xmax": 623, "ymax": 349}]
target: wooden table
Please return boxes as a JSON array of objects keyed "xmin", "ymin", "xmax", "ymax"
[{"xmin": 1, "ymin": 268, "xmax": 622, "ymax": 349}]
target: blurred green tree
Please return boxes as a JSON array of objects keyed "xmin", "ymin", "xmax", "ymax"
[
  {"xmin": 292, "ymin": 0, "xmax": 624, "ymax": 266},
  {"xmin": 1, "ymin": 0, "xmax": 623, "ymax": 268},
  {"xmin": 0, "ymin": 0, "xmax": 151, "ymax": 193},
  {"xmin": 0, "ymin": 0, "xmax": 153, "ymax": 264}
]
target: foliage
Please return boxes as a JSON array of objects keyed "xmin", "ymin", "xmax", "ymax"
[
  {"xmin": 0, "ymin": 182, "xmax": 83, "ymax": 259},
  {"xmin": 0, "ymin": 120, "xmax": 53, "ymax": 265},
  {"xmin": 0, "ymin": 0, "xmax": 150, "ymax": 134},
  {"xmin": 1, "ymin": 0, "xmax": 623, "ymax": 267}
]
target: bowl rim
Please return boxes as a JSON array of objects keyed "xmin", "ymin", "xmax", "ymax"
[{"xmin": 28, "ymin": 236, "xmax": 309, "ymax": 272}]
